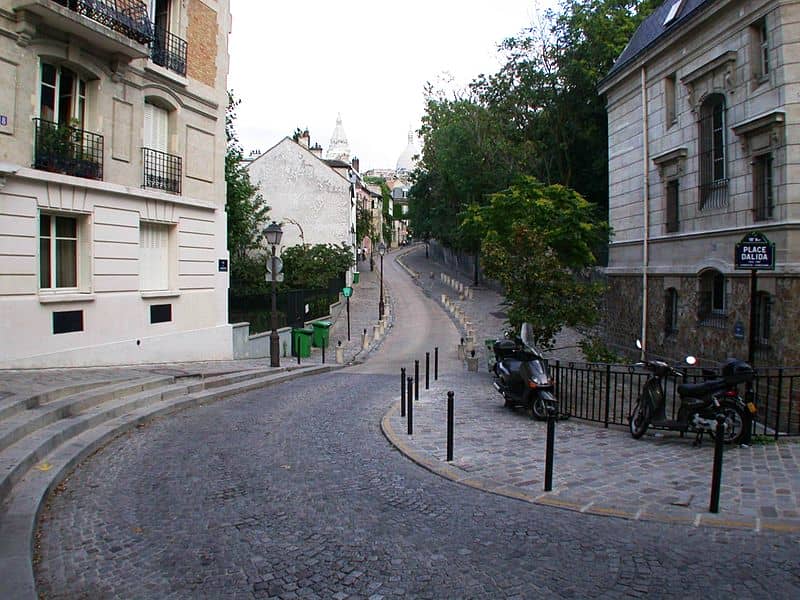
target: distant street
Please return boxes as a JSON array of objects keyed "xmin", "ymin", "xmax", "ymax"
[{"xmin": 36, "ymin": 252, "xmax": 800, "ymax": 599}]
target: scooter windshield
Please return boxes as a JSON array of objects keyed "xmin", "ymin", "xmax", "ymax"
[{"xmin": 520, "ymin": 323, "xmax": 539, "ymax": 354}]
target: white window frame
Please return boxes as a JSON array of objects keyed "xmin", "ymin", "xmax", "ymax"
[
  {"xmin": 39, "ymin": 61, "xmax": 87, "ymax": 128},
  {"xmin": 139, "ymin": 221, "xmax": 175, "ymax": 292},
  {"xmin": 40, "ymin": 213, "xmax": 83, "ymax": 291}
]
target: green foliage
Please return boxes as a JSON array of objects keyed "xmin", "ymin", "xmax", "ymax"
[
  {"xmin": 356, "ymin": 207, "xmax": 374, "ymax": 246},
  {"xmin": 462, "ymin": 177, "xmax": 609, "ymax": 349},
  {"xmin": 226, "ymin": 91, "xmax": 270, "ymax": 271},
  {"xmin": 280, "ymin": 243, "xmax": 354, "ymax": 290},
  {"xmin": 578, "ymin": 335, "xmax": 619, "ymax": 363}
]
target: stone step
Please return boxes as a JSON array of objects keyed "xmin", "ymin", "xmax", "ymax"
[
  {"xmin": 0, "ymin": 363, "xmax": 332, "ymax": 600},
  {"xmin": 0, "ymin": 379, "xmax": 117, "ymax": 422},
  {"xmin": 0, "ymin": 376, "xmax": 175, "ymax": 456}
]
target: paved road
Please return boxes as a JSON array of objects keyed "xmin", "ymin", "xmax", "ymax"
[{"xmin": 35, "ymin": 254, "xmax": 800, "ymax": 599}]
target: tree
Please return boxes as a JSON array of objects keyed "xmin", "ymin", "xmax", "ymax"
[
  {"xmin": 226, "ymin": 91, "xmax": 269, "ymax": 290},
  {"xmin": 280, "ymin": 243, "xmax": 354, "ymax": 290},
  {"xmin": 461, "ymin": 177, "xmax": 609, "ymax": 349}
]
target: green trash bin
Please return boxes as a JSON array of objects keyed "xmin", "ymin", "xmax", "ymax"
[
  {"xmin": 352, "ymin": 271, "xmax": 360, "ymax": 284},
  {"xmin": 311, "ymin": 320, "xmax": 332, "ymax": 348},
  {"xmin": 292, "ymin": 327, "xmax": 313, "ymax": 358}
]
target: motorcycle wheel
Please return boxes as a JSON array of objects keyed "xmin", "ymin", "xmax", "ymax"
[
  {"xmin": 709, "ymin": 403, "xmax": 747, "ymax": 445},
  {"xmin": 629, "ymin": 401, "xmax": 650, "ymax": 439},
  {"xmin": 530, "ymin": 395, "xmax": 548, "ymax": 421}
]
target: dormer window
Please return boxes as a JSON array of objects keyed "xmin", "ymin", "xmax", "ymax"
[{"xmin": 663, "ymin": 0, "xmax": 684, "ymax": 26}]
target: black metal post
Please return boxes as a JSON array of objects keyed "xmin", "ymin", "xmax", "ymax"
[
  {"xmin": 407, "ymin": 377, "xmax": 413, "ymax": 435},
  {"xmin": 414, "ymin": 360, "xmax": 419, "ymax": 401},
  {"xmin": 434, "ymin": 347, "xmax": 439, "ymax": 380},
  {"xmin": 297, "ymin": 344, "xmax": 301, "ymax": 364},
  {"xmin": 321, "ymin": 343, "xmax": 325, "ymax": 364},
  {"xmin": 604, "ymin": 363, "xmax": 611, "ymax": 428},
  {"xmin": 709, "ymin": 414, "xmax": 726, "ymax": 513},
  {"xmin": 446, "ymin": 391, "xmax": 454, "ymax": 461},
  {"xmin": 269, "ymin": 246, "xmax": 280, "ymax": 368},
  {"xmin": 748, "ymin": 268, "xmax": 757, "ymax": 365},
  {"xmin": 544, "ymin": 411, "xmax": 556, "ymax": 492},
  {"xmin": 346, "ymin": 296, "xmax": 351, "ymax": 341},
  {"xmin": 401, "ymin": 367, "xmax": 406, "ymax": 417},
  {"xmin": 425, "ymin": 352, "xmax": 430, "ymax": 390},
  {"xmin": 379, "ymin": 253, "xmax": 385, "ymax": 320}
]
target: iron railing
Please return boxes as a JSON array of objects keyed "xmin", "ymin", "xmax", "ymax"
[
  {"xmin": 33, "ymin": 118, "xmax": 104, "ymax": 180},
  {"xmin": 151, "ymin": 24, "xmax": 187, "ymax": 76},
  {"xmin": 142, "ymin": 147, "xmax": 181, "ymax": 194},
  {"xmin": 54, "ymin": 0, "xmax": 153, "ymax": 44},
  {"xmin": 547, "ymin": 360, "xmax": 800, "ymax": 438}
]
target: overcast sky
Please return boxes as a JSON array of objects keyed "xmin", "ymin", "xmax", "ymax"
[{"xmin": 227, "ymin": 1, "xmax": 554, "ymax": 172}]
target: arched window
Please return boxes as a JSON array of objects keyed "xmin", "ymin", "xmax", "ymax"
[
  {"xmin": 664, "ymin": 288, "xmax": 678, "ymax": 334},
  {"xmin": 698, "ymin": 269, "xmax": 726, "ymax": 326},
  {"xmin": 699, "ymin": 94, "xmax": 727, "ymax": 209}
]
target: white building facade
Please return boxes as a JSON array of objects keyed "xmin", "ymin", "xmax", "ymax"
[
  {"xmin": 599, "ymin": 0, "xmax": 799, "ymax": 365},
  {"xmin": 0, "ymin": 0, "xmax": 232, "ymax": 368}
]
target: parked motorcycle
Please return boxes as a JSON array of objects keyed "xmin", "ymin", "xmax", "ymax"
[
  {"xmin": 628, "ymin": 341, "xmax": 757, "ymax": 445},
  {"xmin": 492, "ymin": 323, "xmax": 560, "ymax": 420}
]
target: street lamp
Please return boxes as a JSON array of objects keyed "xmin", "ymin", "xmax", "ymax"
[
  {"xmin": 264, "ymin": 221, "xmax": 283, "ymax": 367},
  {"xmin": 378, "ymin": 241, "xmax": 386, "ymax": 320}
]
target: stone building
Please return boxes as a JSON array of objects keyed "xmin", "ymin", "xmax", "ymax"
[
  {"xmin": 245, "ymin": 134, "xmax": 357, "ymax": 284},
  {"xmin": 0, "ymin": 0, "xmax": 232, "ymax": 367},
  {"xmin": 598, "ymin": 0, "xmax": 799, "ymax": 365}
]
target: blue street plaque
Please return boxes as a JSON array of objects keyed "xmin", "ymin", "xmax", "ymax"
[
  {"xmin": 735, "ymin": 231, "xmax": 775, "ymax": 270},
  {"xmin": 733, "ymin": 321, "xmax": 745, "ymax": 340}
]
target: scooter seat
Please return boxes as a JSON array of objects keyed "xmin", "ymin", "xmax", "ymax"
[{"xmin": 677, "ymin": 379, "xmax": 728, "ymax": 398}]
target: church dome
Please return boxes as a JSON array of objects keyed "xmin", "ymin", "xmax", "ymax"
[
  {"xmin": 396, "ymin": 128, "xmax": 419, "ymax": 173},
  {"xmin": 325, "ymin": 113, "xmax": 351, "ymax": 162}
]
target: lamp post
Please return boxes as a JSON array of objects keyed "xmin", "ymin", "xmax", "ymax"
[
  {"xmin": 264, "ymin": 221, "xmax": 283, "ymax": 367},
  {"xmin": 378, "ymin": 241, "xmax": 386, "ymax": 320}
]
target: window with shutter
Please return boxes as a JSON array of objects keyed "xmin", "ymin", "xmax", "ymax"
[
  {"xmin": 143, "ymin": 102, "xmax": 169, "ymax": 152},
  {"xmin": 140, "ymin": 222, "xmax": 170, "ymax": 291}
]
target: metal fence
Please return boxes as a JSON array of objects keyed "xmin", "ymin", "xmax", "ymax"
[{"xmin": 549, "ymin": 360, "xmax": 800, "ymax": 438}]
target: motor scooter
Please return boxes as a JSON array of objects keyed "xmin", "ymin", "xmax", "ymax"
[
  {"xmin": 628, "ymin": 341, "xmax": 757, "ymax": 445},
  {"xmin": 492, "ymin": 323, "xmax": 559, "ymax": 420}
]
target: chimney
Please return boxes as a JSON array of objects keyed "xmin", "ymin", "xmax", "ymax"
[
  {"xmin": 311, "ymin": 143, "xmax": 323, "ymax": 157},
  {"xmin": 298, "ymin": 129, "xmax": 310, "ymax": 148},
  {"xmin": 351, "ymin": 157, "xmax": 360, "ymax": 173}
]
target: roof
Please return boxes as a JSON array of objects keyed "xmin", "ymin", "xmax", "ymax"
[{"xmin": 603, "ymin": 0, "xmax": 717, "ymax": 83}]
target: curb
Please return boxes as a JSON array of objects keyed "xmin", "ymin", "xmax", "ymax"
[
  {"xmin": 380, "ymin": 400, "xmax": 800, "ymax": 534},
  {"xmin": 0, "ymin": 364, "xmax": 336, "ymax": 600}
]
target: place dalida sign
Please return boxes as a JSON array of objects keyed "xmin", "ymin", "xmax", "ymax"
[{"xmin": 734, "ymin": 231, "xmax": 775, "ymax": 270}]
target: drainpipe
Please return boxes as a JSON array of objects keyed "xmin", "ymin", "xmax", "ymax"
[{"xmin": 640, "ymin": 66, "xmax": 650, "ymax": 359}]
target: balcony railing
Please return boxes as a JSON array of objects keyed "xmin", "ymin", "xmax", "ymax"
[
  {"xmin": 142, "ymin": 147, "xmax": 181, "ymax": 194},
  {"xmin": 151, "ymin": 25, "xmax": 187, "ymax": 76},
  {"xmin": 33, "ymin": 118, "xmax": 104, "ymax": 180},
  {"xmin": 54, "ymin": 0, "xmax": 153, "ymax": 44}
]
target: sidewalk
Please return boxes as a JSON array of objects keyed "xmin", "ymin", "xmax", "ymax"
[{"xmin": 387, "ymin": 245, "xmax": 800, "ymax": 533}]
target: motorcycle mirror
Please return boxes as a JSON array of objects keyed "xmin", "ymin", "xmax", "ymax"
[
  {"xmin": 685, "ymin": 356, "xmax": 697, "ymax": 365},
  {"xmin": 635, "ymin": 339, "xmax": 642, "ymax": 350}
]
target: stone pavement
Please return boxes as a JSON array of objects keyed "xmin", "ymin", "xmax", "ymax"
[{"xmin": 387, "ymin": 246, "xmax": 800, "ymax": 533}]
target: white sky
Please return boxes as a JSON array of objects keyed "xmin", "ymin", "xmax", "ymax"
[{"xmin": 227, "ymin": 1, "xmax": 555, "ymax": 172}]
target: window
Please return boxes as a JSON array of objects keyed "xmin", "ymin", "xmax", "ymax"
[
  {"xmin": 699, "ymin": 94, "xmax": 727, "ymax": 209},
  {"xmin": 753, "ymin": 153, "xmax": 774, "ymax": 221},
  {"xmin": 754, "ymin": 292, "xmax": 771, "ymax": 348},
  {"xmin": 143, "ymin": 101, "xmax": 181, "ymax": 193},
  {"xmin": 150, "ymin": 304, "xmax": 172, "ymax": 324},
  {"xmin": 144, "ymin": 102, "xmax": 169, "ymax": 153},
  {"xmin": 664, "ymin": 288, "xmax": 678, "ymax": 334},
  {"xmin": 665, "ymin": 73, "xmax": 677, "ymax": 128},
  {"xmin": 665, "ymin": 180, "xmax": 680, "ymax": 232},
  {"xmin": 140, "ymin": 222, "xmax": 171, "ymax": 290},
  {"xmin": 663, "ymin": 0, "xmax": 683, "ymax": 26},
  {"xmin": 698, "ymin": 269, "xmax": 726, "ymax": 326},
  {"xmin": 751, "ymin": 18, "xmax": 769, "ymax": 81},
  {"xmin": 40, "ymin": 214, "xmax": 78, "ymax": 289},
  {"xmin": 39, "ymin": 62, "xmax": 86, "ymax": 127},
  {"xmin": 53, "ymin": 310, "xmax": 83, "ymax": 334}
]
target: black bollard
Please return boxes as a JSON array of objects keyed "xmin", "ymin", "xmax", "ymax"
[
  {"xmin": 407, "ymin": 377, "xmax": 413, "ymax": 435},
  {"xmin": 414, "ymin": 360, "xmax": 420, "ymax": 401},
  {"xmin": 544, "ymin": 410, "xmax": 556, "ymax": 492},
  {"xmin": 447, "ymin": 391, "xmax": 454, "ymax": 462},
  {"xmin": 425, "ymin": 352, "xmax": 430, "ymax": 390},
  {"xmin": 435, "ymin": 347, "xmax": 439, "ymax": 380},
  {"xmin": 709, "ymin": 414, "xmax": 726, "ymax": 513},
  {"xmin": 321, "ymin": 343, "xmax": 325, "ymax": 364},
  {"xmin": 400, "ymin": 368, "xmax": 406, "ymax": 417}
]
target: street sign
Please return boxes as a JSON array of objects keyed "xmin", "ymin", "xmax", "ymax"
[
  {"xmin": 735, "ymin": 231, "xmax": 775, "ymax": 270},
  {"xmin": 265, "ymin": 256, "xmax": 283, "ymax": 274},
  {"xmin": 342, "ymin": 286, "xmax": 353, "ymax": 298},
  {"xmin": 265, "ymin": 272, "xmax": 284, "ymax": 282}
]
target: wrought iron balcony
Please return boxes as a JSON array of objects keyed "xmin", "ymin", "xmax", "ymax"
[
  {"xmin": 53, "ymin": 0, "xmax": 153, "ymax": 45},
  {"xmin": 151, "ymin": 25, "xmax": 187, "ymax": 76},
  {"xmin": 142, "ymin": 147, "xmax": 181, "ymax": 194},
  {"xmin": 33, "ymin": 118, "xmax": 104, "ymax": 180}
]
